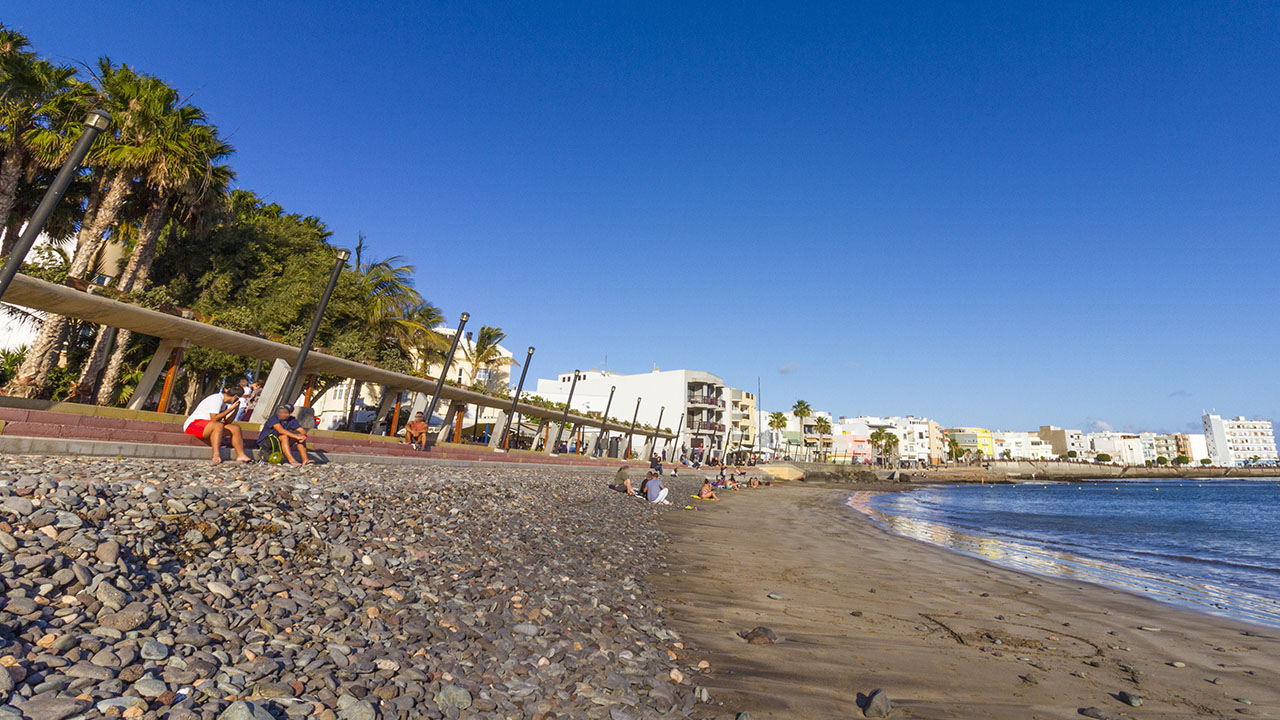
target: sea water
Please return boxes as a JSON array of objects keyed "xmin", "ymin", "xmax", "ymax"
[{"xmin": 853, "ymin": 479, "xmax": 1280, "ymax": 628}]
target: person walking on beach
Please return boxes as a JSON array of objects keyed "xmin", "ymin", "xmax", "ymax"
[{"xmin": 183, "ymin": 386, "xmax": 252, "ymax": 464}]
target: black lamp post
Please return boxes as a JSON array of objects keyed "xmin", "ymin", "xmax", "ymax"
[
  {"xmin": 499, "ymin": 346, "xmax": 534, "ymax": 451},
  {"xmin": 549, "ymin": 369, "xmax": 579, "ymax": 455},
  {"xmin": 624, "ymin": 397, "xmax": 642, "ymax": 460},
  {"xmin": 649, "ymin": 406, "xmax": 665, "ymax": 460},
  {"xmin": 593, "ymin": 385, "xmax": 616, "ymax": 457},
  {"xmin": 0, "ymin": 109, "xmax": 111, "ymax": 303},
  {"xmin": 423, "ymin": 312, "xmax": 469, "ymax": 435},
  {"xmin": 668, "ymin": 412, "xmax": 684, "ymax": 462},
  {"xmin": 277, "ymin": 247, "xmax": 349, "ymax": 410}
]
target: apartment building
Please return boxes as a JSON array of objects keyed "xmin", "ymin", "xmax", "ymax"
[
  {"xmin": 534, "ymin": 368, "xmax": 729, "ymax": 460},
  {"xmin": 1203, "ymin": 413, "xmax": 1278, "ymax": 466}
]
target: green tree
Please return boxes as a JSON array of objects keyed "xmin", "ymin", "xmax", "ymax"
[
  {"xmin": 1200, "ymin": 458, "xmax": 1211, "ymax": 465},
  {"xmin": 1096, "ymin": 453, "xmax": 1113, "ymax": 463},
  {"xmin": 1156, "ymin": 456, "xmax": 1168, "ymax": 465},
  {"xmin": 1001, "ymin": 449, "xmax": 1013, "ymax": 460},
  {"xmin": 1173, "ymin": 455, "xmax": 1191, "ymax": 465},
  {"xmin": 948, "ymin": 437, "xmax": 963, "ymax": 462},
  {"xmin": 1067, "ymin": 450, "xmax": 1078, "ymax": 459},
  {"xmin": 791, "ymin": 400, "xmax": 811, "ymax": 460}
]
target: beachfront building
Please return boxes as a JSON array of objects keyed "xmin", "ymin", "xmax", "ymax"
[
  {"xmin": 1175, "ymin": 433, "xmax": 1209, "ymax": 462},
  {"xmin": 830, "ymin": 417, "xmax": 874, "ymax": 464},
  {"xmin": 533, "ymin": 368, "xmax": 729, "ymax": 461},
  {"xmin": 308, "ymin": 326, "xmax": 516, "ymax": 432},
  {"xmin": 1037, "ymin": 425, "xmax": 1088, "ymax": 458},
  {"xmin": 727, "ymin": 388, "xmax": 759, "ymax": 458},
  {"xmin": 993, "ymin": 431, "xmax": 1031, "ymax": 459},
  {"xmin": 778, "ymin": 410, "xmax": 834, "ymax": 461},
  {"xmin": 1137, "ymin": 433, "xmax": 1180, "ymax": 463},
  {"xmin": 1202, "ymin": 413, "xmax": 1278, "ymax": 466},
  {"xmin": 1087, "ymin": 432, "xmax": 1145, "ymax": 465},
  {"xmin": 945, "ymin": 427, "xmax": 995, "ymax": 459}
]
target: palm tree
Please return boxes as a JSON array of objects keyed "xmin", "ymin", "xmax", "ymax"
[
  {"xmin": 767, "ymin": 411, "xmax": 787, "ymax": 457},
  {"xmin": 791, "ymin": 400, "xmax": 812, "ymax": 461},
  {"xmin": 0, "ymin": 29, "xmax": 83, "ymax": 251},
  {"xmin": 883, "ymin": 432, "xmax": 901, "ymax": 468},
  {"xmin": 462, "ymin": 325, "xmax": 508, "ymax": 389},
  {"xmin": 7, "ymin": 60, "xmax": 177, "ymax": 398},
  {"xmin": 74, "ymin": 102, "xmax": 235, "ymax": 403},
  {"xmin": 869, "ymin": 428, "xmax": 888, "ymax": 467},
  {"xmin": 341, "ymin": 236, "xmax": 423, "ymax": 429},
  {"xmin": 814, "ymin": 416, "xmax": 831, "ymax": 463}
]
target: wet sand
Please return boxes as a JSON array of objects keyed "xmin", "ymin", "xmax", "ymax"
[{"xmin": 654, "ymin": 481, "xmax": 1280, "ymax": 719}]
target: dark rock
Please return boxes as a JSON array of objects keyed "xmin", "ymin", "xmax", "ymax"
[
  {"xmin": 863, "ymin": 688, "xmax": 892, "ymax": 718},
  {"xmin": 737, "ymin": 626, "xmax": 777, "ymax": 645}
]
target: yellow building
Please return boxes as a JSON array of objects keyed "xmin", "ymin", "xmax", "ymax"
[{"xmin": 945, "ymin": 427, "xmax": 995, "ymax": 458}]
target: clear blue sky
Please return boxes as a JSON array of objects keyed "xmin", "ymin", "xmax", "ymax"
[{"xmin": 8, "ymin": 2, "xmax": 1280, "ymax": 433}]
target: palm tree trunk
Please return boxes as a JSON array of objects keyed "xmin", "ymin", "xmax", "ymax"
[
  {"xmin": 4, "ymin": 313, "xmax": 69, "ymax": 398},
  {"xmin": 94, "ymin": 329, "xmax": 132, "ymax": 405},
  {"xmin": 6, "ymin": 173, "xmax": 124, "ymax": 397},
  {"xmin": 1, "ymin": 216, "xmax": 21, "ymax": 257},
  {"xmin": 345, "ymin": 380, "xmax": 363, "ymax": 431},
  {"xmin": 0, "ymin": 149, "xmax": 24, "ymax": 254},
  {"xmin": 67, "ymin": 171, "xmax": 130, "ymax": 279},
  {"xmin": 69, "ymin": 197, "xmax": 168, "ymax": 404}
]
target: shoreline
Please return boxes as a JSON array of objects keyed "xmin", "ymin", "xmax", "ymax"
[{"xmin": 655, "ymin": 481, "xmax": 1280, "ymax": 719}]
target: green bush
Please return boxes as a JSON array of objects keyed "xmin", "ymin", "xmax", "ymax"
[{"xmin": 1096, "ymin": 453, "xmax": 1113, "ymax": 462}]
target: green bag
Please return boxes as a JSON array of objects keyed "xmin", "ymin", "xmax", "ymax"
[{"xmin": 262, "ymin": 434, "xmax": 284, "ymax": 464}]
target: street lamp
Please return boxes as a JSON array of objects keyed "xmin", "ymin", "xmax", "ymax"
[
  {"xmin": 422, "ymin": 312, "xmax": 469, "ymax": 437},
  {"xmin": 499, "ymin": 346, "xmax": 534, "ymax": 451},
  {"xmin": 0, "ymin": 109, "xmax": 111, "ymax": 303},
  {"xmin": 549, "ymin": 369, "xmax": 579, "ymax": 455},
  {"xmin": 276, "ymin": 247, "xmax": 349, "ymax": 410},
  {"xmin": 624, "ymin": 397, "xmax": 642, "ymax": 460},
  {"xmin": 649, "ymin": 406, "xmax": 665, "ymax": 461},
  {"xmin": 593, "ymin": 385, "xmax": 616, "ymax": 457}
]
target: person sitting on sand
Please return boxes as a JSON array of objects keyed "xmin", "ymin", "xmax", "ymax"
[
  {"xmin": 259, "ymin": 404, "xmax": 312, "ymax": 465},
  {"xmin": 645, "ymin": 474, "xmax": 670, "ymax": 504},
  {"xmin": 610, "ymin": 466, "xmax": 637, "ymax": 495},
  {"xmin": 404, "ymin": 411, "xmax": 430, "ymax": 449},
  {"xmin": 638, "ymin": 470, "xmax": 655, "ymax": 498},
  {"xmin": 748, "ymin": 476, "xmax": 760, "ymax": 489},
  {"xmin": 183, "ymin": 386, "xmax": 252, "ymax": 464},
  {"xmin": 699, "ymin": 479, "xmax": 718, "ymax": 500}
]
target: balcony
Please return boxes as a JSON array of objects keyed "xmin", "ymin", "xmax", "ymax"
[
  {"xmin": 687, "ymin": 420, "xmax": 726, "ymax": 433},
  {"xmin": 688, "ymin": 395, "xmax": 725, "ymax": 408}
]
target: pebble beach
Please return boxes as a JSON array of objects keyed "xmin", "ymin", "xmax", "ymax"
[{"xmin": 0, "ymin": 456, "xmax": 725, "ymax": 720}]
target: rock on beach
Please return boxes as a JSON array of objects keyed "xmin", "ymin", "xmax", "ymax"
[{"xmin": 0, "ymin": 455, "xmax": 709, "ymax": 719}]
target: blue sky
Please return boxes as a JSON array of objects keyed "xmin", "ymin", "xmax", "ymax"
[{"xmin": 8, "ymin": 2, "xmax": 1280, "ymax": 433}]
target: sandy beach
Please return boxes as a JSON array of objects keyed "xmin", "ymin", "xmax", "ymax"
[{"xmin": 654, "ymin": 481, "xmax": 1280, "ymax": 719}]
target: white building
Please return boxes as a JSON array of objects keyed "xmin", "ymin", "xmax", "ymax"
[
  {"xmin": 307, "ymin": 326, "xmax": 515, "ymax": 433},
  {"xmin": 533, "ymin": 367, "xmax": 727, "ymax": 461},
  {"xmin": 1087, "ymin": 432, "xmax": 1145, "ymax": 466},
  {"xmin": 1203, "ymin": 413, "xmax": 1278, "ymax": 466}
]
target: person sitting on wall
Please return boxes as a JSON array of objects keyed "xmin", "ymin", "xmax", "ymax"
[
  {"xmin": 404, "ymin": 411, "xmax": 430, "ymax": 450},
  {"xmin": 183, "ymin": 387, "xmax": 252, "ymax": 464},
  {"xmin": 259, "ymin": 404, "xmax": 312, "ymax": 465}
]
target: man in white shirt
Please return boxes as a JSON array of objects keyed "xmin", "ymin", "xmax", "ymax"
[{"xmin": 183, "ymin": 386, "xmax": 252, "ymax": 464}]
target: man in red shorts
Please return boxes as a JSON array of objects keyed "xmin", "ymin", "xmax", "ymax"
[{"xmin": 183, "ymin": 386, "xmax": 252, "ymax": 464}]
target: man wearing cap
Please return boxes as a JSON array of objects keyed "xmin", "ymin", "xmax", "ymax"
[{"xmin": 259, "ymin": 404, "xmax": 312, "ymax": 465}]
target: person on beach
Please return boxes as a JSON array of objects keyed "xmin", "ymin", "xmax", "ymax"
[
  {"xmin": 404, "ymin": 411, "xmax": 430, "ymax": 449},
  {"xmin": 646, "ymin": 474, "xmax": 670, "ymax": 504},
  {"xmin": 698, "ymin": 479, "xmax": 718, "ymax": 500},
  {"xmin": 183, "ymin": 387, "xmax": 252, "ymax": 464},
  {"xmin": 611, "ymin": 466, "xmax": 637, "ymax": 495},
  {"xmin": 748, "ymin": 476, "xmax": 761, "ymax": 489},
  {"xmin": 238, "ymin": 378, "xmax": 263, "ymax": 421},
  {"xmin": 638, "ymin": 471, "xmax": 654, "ymax": 498},
  {"xmin": 259, "ymin": 404, "xmax": 312, "ymax": 465}
]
